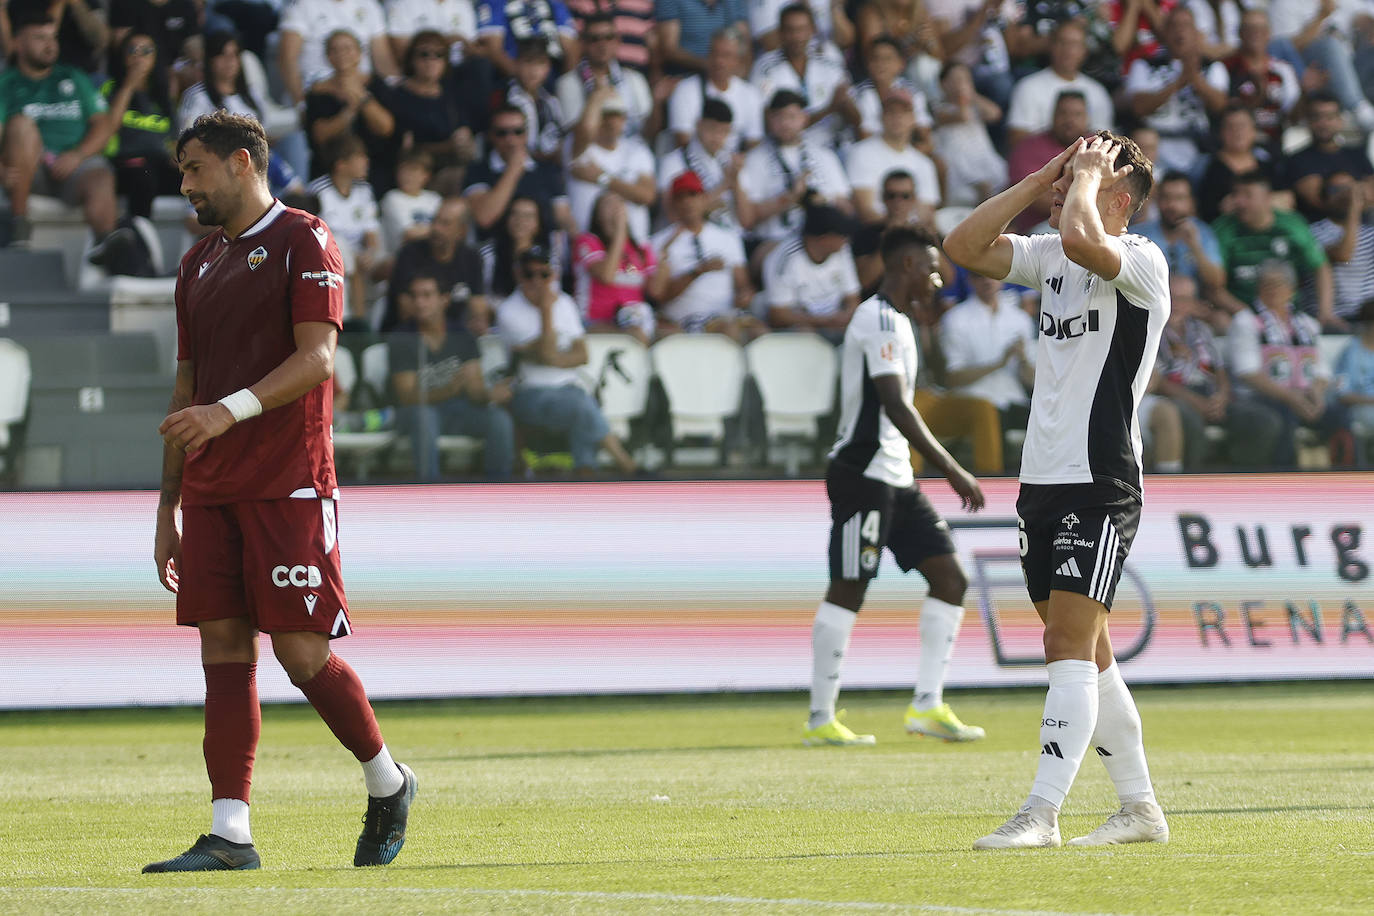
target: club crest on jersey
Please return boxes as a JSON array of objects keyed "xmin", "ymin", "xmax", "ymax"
[{"xmin": 247, "ymin": 246, "xmax": 268, "ymax": 270}]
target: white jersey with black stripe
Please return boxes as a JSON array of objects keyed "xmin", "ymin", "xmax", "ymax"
[
  {"xmin": 828, "ymin": 294, "xmax": 918, "ymax": 488},
  {"xmin": 1005, "ymin": 232, "xmax": 1171, "ymax": 495}
]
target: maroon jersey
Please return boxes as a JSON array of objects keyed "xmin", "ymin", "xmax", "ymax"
[{"xmin": 175, "ymin": 200, "xmax": 345, "ymax": 506}]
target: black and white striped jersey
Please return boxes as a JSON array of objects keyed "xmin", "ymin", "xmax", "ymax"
[
  {"xmin": 828, "ymin": 294, "xmax": 918, "ymax": 488},
  {"xmin": 1005, "ymin": 232, "xmax": 1171, "ymax": 496}
]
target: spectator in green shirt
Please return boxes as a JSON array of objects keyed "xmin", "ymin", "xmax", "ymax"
[
  {"xmin": 1211, "ymin": 170, "xmax": 1339, "ymax": 330},
  {"xmin": 0, "ymin": 11, "xmax": 118, "ymax": 247}
]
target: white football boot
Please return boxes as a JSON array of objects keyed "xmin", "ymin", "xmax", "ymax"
[
  {"xmin": 1067, "ymin": 801, "xmax": 1170, "ymax": 846},
  {"xmin": 972, "ymin": 805, "xmax": 1061, "ymax": 849}
]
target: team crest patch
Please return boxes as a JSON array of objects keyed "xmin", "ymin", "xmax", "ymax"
[{"xmin": 247, "ymin": 246, "xmax": 268, "ymax": 270}]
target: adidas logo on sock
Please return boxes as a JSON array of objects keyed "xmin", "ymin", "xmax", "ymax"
[
  {"xmin": 1095, "ymin": 746, "xmax": 1113, "ymax": 757},
  {"xmin": 1041, "ymin": 741, "xmax": 1064, "ymax": 758},
  {"xmin": 1055, "ymin": 557, "xmax": 1084, "ymax": 578}
]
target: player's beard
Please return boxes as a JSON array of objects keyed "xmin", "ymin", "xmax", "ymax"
[{"xmin": 191, "ymin": 189, "xmax": 231, "ymax": 228}]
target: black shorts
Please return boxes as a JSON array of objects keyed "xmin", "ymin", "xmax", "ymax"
[
  {"xmin": 1016, "ymin": 482, "xmax": 1141, "ymax": 610},
  {"xmin": 827, "ymin": 467, "xmax": 956, "ymax": 581}
]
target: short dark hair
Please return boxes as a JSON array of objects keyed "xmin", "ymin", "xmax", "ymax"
[
  {"xmin": 398, "ymin": 148, "xmax": 435, "ymax": 172},
  {"xmin": 882, "ymin": 224, "xmax": 940, "ymax": 267},
  {"xmin": 10, "ymin": 8, "xmax": 55, "ymax": 31},
  {"xmin": 490, "ymin": 104, "xmax": 527, "ymax": 126},
  {"xmin": 515, "ymin": 37, "xmax": 550, "ymax": 59},
  {"xmin": 882, "ymin": 169, "xmax": 915, "ymax": 187},
  {"xmin": 779, "ymin": 2, "xmax": 815, "ymax": 25},
  {"xmin": 1054, "ymin": 90, "xmax": 1087, "ymax": 110},
  {"xmin": 325, "ymin": 133, "xmax": 367, "ymax": 171},
  {"xmin": 1094, "ymin": 129, "xmax": 1154, "ymax": 216},
  {"xmin": 1233, "ymin": 169, "xmax": 1272, "ymax": 190},
  {"xmin": 701, "ymin": 97, "xmax": 734, "ymax": 124},
  {"xmin": 1307, "ymin": 90, "xmax": 1341, "ymax": 112},
  {"xmin": 176, "ymin": 111, "xmax": 270, "ymax": 177},
  {"xmin": 868, "ymin": 34, "xmax": 903, "ymax": 58},
  {"xmin": 768, "ymin": 89, "xmax": 806, "ymax": 112},
  {"xmin": 407, "ymin": 270, "xmax": 444, "ymax": 294},
  {"xmin": 1159, "ymin": 170, "xmax": 1193, "ymax": 190},
  {"xmin": 583, "ymin": 11, "xmax": 615, "ymax": 31}
]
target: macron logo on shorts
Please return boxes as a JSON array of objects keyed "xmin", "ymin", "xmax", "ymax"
[
  {"xmin": 303, "ymin": 594, "xmax": 318, "ymax": 615},
  {"xmin": 1055, "ymin": 557, "xmax": 1084, "ymax": 578}
]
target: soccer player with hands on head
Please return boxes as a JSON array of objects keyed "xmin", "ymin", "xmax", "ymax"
[
  {"xmin": 147, "ymin": 112, "xmax": 416, "ymax": 874},
  {"xmin": 945, "ymin": 132, "xmax": 1172, "ymax": 849}
]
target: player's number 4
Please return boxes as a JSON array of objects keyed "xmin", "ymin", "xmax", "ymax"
[{"xmin": 860, "ymin": 510, "xmax": 881, "ymax": 544}]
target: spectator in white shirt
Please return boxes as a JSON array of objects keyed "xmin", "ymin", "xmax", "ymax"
[
  {"xmin": 667, "ymin": 28, "xmax": 765, "ymax": 151},
  {"xmin": 738, "ymin": 89, "xmax": 853, "ymax": 252},
  {"xmin": 845, "ymin": 90, "xmax": 939, "ymax": 226},
  {"xmin": 649, "ymin": 171, "xmax": 762, "ymax": 339},
  {"xmin": 931, "ymin": 61, "xmax": 1005, "ymax": 208},
  {"xmin": 762, "ymin": 199, "xmax": 862, "ymax": 340},
  {"xmin": 845, "ymin": 34, "xmax": 933, "ymax": 142},
  {"xmin": 556, "ymin": 12, "xmax": 655, "ymax": 137},
  {"xmin": 567, "ymin": 88, "xmax": 657, "ymax": 239},
  {"xmin": 309, "ymin": 134, "xmax": 384, "ymax": 322},
  {"xmin": 658, "ymin": 97, "xmax": 743, "ymax": 232},
  {"xmin": 751, "ymin": 0, "xmax": 853, "ymax": 55},
  {"xmin": 750, "ymin": 3, "xmax": 852, "ymax": 148},
  {"xmin": 278, "ymin": 0, "xmax": 399, "ymax": 105},
  {"xmin": 1122, "ymin": 5, "xmax": 1229, "ymax": 175},
  {"xmin": 496, "ymin": 245, "xmax": 639, "ymax": 475},
  {"xmin": 380, "ymin": 149, "xmax": 442, "ymax": 254},
  {"xmin": 1006, "ymin": 19, "xmax": 1115, "ymax": 148},
  {"xmin": 939, "ymin": 272, "xmax": 1036, "ymax": 430},
  {"xmin": 386, "ymin": 0, "xmax": 478, "ymax": 63}
]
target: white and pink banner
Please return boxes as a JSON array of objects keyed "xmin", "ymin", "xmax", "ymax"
[{"xmin": 0, "ymin": 476, "xmax": 1370, "ymax": 708}]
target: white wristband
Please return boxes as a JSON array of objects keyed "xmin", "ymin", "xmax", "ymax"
[{"xmin": 218, "ymin": 388, "xmax": 262, "ymax": 423}]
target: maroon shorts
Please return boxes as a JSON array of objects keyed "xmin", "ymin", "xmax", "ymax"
[{"xmin": 177, "ymin": 495, "xmax": 352, "ymax": 637}]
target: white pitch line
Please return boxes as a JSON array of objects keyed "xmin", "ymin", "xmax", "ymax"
[{"xmin": 6, "ymin": 886, "xmax": 1125, "ymax": 916}]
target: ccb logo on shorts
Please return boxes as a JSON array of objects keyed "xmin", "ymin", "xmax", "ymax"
[
  {"xmin": 860, "ymin": 546, "xmax": 879, "ymax": 572},
  {"xmin": 272, "ymin": 565, "xmax": 322, "ymax": 588}
]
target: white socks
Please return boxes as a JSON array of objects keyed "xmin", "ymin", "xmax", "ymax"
[
  {"xmin": 211, "ymin": 798, "xmax": 251, "ymax": 845},
  {"xmin": 809, "ymin": 601, "xmax": 857, "ymax": 728},
  {"xmin": 1091, "ymin": 662, "xmax": 1157, "ymax": 805},
  {"xmin": 914, "ymin": 597, "xmax": 964, "ymax": 710},
  {"xmin": 1028, "ymin": 659, "xmax": 1099, "ymax": 811},
  {"xmin": 362, "ymin": 744, "xmax": 404, "ymax": 797}
]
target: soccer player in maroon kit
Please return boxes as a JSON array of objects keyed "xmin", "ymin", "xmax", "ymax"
[{"xmin": 145, "ymin": 112, "xmax": 416, "ymax": 873}]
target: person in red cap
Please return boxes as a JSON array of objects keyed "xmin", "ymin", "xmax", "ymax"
[{"xmin": 649, "ymin": 170, "xmax": 763, "ymax": 340}]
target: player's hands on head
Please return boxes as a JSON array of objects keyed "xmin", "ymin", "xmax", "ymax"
[
  {"xmin": 159, "ymin": 403, "xmax": 237, "ymax": 455},
  {"xmin": 1031, "ymin": 137, "xmax": 1084, "ymax": 191},
  {"xmin": 948, "ymin": 467, "xmax": 985, "ymax": 512},
  {"xmin": 1070, "ymin": 134, "xmax": 1133, "ymax": 187}
]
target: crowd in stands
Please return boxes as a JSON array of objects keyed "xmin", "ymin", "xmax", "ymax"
[{"xmin": 5, "ymin": 0, "xmax": 1374, "ymax": 480}]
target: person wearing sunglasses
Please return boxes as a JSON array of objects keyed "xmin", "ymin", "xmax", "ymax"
[
  {"xmin": 464, "ymin": 104, "xmax": 572, "ymax": 237},
  {"xmin": 555, "ymin": 12, "xmax": 654, "ymax": 134},
  {"xmin": 100, "ymin": 32, "xmax": 181, "ymax": 223},
  {"xmin": 495, "ymin": 245, "xmax": 640, "ymax": 476},
  {"xmin": 386, "ymin": 31, "xmax": 479, "ymax": 183}
]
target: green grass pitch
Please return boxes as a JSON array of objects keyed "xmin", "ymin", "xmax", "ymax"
[{"xmin": 2, "ymin": 682, "xmax": 1371, "ymax": 915}]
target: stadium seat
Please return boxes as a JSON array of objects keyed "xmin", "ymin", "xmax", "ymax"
[
  {"xmin": 744, "ymin": 333, "xmax": 836, "ymax": 476},
  {"xmin": 0, "ymin": 339, "xmax": 32, "ymax": 486},
  {"xmin": 478, "ymin": 333, "xmax": 510, "ymax": 382},
  {"xmin": 0, "ymin": 289, "xmax": 113, "ymax": 334},
  {"xmin": 581, "ymin": 334, "xmax": 652, "ymax": 441},
  {"xmin": 0, "ymin": 249, "xmax": 68, "ymax": 293},
  {"xmin": 331, "ymin": 345, "xmax": 397, "ymax": 480},
  {"xmin": 651, "ymin": 334, "xmax": 746, "ymax": 466},
  {"xmin": 15, "ymin": 332, "xmax": 161, "ymax": 387}
]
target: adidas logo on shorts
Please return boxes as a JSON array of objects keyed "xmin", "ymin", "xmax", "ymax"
[{"xmin": 1055, "ymin": 557, "xmax": 1084, "ymax": 578}]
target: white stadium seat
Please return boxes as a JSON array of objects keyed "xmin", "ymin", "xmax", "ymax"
[
  {"xmin": 581, "ymin": 334, "xmax": 652, "ymax": 440},
  {"xmin": 0, "ymin": 339, "xmax": 32, "ymax": 484},
  {"xmin": 331, "ymin": 344, "xmax": 396, "ymax": 480},
  {"xmin": 650, "ymin": 334, "xmax": 746, "ymax": 466},
  {"xmin": 745, "ymin": 333, "xmax": 837, "ymax": 475}
]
